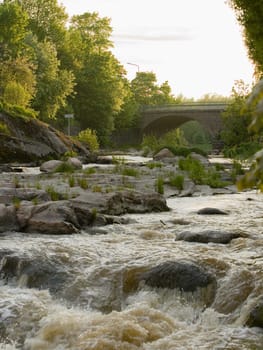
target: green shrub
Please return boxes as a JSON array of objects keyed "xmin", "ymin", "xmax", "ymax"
[
  {"xmin": 45, "ymin": 185, "xmax": 60, "ymax": 201},
  {"xmin": 55, "ymin": 162, "xmax": 75, "ymax": 173},
  {"xmin": 121, "ymin": 167, "xmax": 139, "ymax": 177},
  {"xmin": 146, "ymin": 162, "xmax": 163, "ymax": 169},
  {"xmin": 78, "ymin": 178, "xmax": 88, "ymax": 189},
  {"xmin": 169, "ymin": 174, "xmax": 184, "ymax": 190},
  {"xmin": 68, "ymin": 176, "xmax": 75, "ymax": 187},
  {"xmin": 77, "ymin": 128, "xmax": 99, "ymax": 152},
  {"xmin": 155, "ymin": 176, "xmax": 164, "ymax": 194}
]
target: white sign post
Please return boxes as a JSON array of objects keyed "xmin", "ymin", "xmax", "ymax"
[{"xmin": 64, "ymin": 114, "xmax": 74, "ymax": 136}]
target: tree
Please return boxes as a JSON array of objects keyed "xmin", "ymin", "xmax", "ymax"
[
  {"xmin": 67, "ymin": 12, "xmax": 127, "ymax": 144},
  {"xmin": 221, "ymin": 80, "xmax": 253, "ymax": 147},
  {"xmin": 18, "ymin": 0, "xmax": 68, "ymax": 48},
  {"xmin": 228, "ymin": 0, "xmax": 263, "ymax": 77},
  {"xmin": 0, "ymin": 1, "xmax": 29, "ymax": 58},
  {"xmin": 29, "ymin": 38, "xmax": 75, "ymax": 120}
]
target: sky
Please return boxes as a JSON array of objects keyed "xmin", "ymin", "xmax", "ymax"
[{"xmin": 60, "ymin": 0, "xmax": 255, "ymax": 99}]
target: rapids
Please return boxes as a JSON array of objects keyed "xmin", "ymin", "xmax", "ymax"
[{"xmin": 0, "ymin": 157, "xmax": 263, "ymax": 349}]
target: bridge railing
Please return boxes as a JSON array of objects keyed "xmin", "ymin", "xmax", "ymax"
[{"xmin": 141, "ymin": 102, "xmax": 230, "ymax": 111}]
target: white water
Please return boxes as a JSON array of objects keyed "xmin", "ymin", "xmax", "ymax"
[{"xmin": 0, "ymin": 157, "xmax": 263, "ymax": 349}]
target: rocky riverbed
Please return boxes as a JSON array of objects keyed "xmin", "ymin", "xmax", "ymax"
[{"xmin": 0, "ymin": 150, "xmax": 238, "ymax": 235}]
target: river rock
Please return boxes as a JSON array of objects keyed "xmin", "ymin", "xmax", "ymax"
[
  {"xmin": 197, "ymin": 207, "xmax": 228, "ymax": 215},
  {"xmin": 139, "ymin": 260, "xmax": 217, "ymax": 303},
  {"xmin": 175, "ymin": 230, "xmax": 246, "ymax": 244},
  {"xmin": 153, "ymin": 148, "xmax": 175, "ymax": 160},
  {"xmin": 246, "ymin": 296, "xmax": 263, "ymax": 328},
  {"xmin": 66, "ymin": 157, "xmax": 82, "ymax": 169},
  {"xmin": 0, "ymin": 188, "xmax": 50, "ymax": 204},
  {"xmin": 39, "ymin": 160, "xmax": 64, "ymax": 173}
]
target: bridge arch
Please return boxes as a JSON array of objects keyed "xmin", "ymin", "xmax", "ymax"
[{"xmin": 140, "ymin": 103, "xmax": 227, "ymax": 138}]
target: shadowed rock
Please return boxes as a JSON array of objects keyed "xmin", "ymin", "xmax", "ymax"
[
  {"xmin": 139, "ymin": 261, "xmax": 216, "ymax": 294},
  {"xmin": 246, "ymin": 297, "xmax": 263, "ymax": 328}
]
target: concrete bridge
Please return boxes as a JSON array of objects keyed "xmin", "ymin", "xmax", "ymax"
[{"xmin": 141, "ymin": 103, "xmax": 228, "ymax": 137}]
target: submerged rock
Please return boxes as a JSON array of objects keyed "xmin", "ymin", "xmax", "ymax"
[
  {"xmin": 197, "ymin": 207, "xmax": 228, "ymax": 215},
  {"xmin": 175, "ymin": 230, "xmax": 247, "ymax": 244}
]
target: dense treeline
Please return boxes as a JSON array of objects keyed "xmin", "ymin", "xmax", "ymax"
[{"xmin": 0, "ymin": 0, "xmax": 181, "ymax": 145}]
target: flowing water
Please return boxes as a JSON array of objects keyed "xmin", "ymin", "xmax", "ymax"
[{"xmin": 0, "ymin": 158, "xmax": 263, "ymax": 349}]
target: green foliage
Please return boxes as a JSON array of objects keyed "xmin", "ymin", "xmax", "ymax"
[
  {"xmin": 141, "ymin": 129, "xmax": 188, "ymax": 154},
  {"xmin": 3, "ymin": 81, "xmax": 32, "ymax": 107},
  {"xmin": 45, "ymin": 185, "xmax": 60, "ymax": 201},
  {"xmin": 121, "ymin": 167, "xmax": 139, "ymax": 177},
  {"xmin": 54, "ymin": 162, "xmax": 75, "ymax": 173},
  {"xmin": 131, "ymin": 72, "xmax": 175, "ymax": 106},
  {"xmin": 77, "ymin": 128, "xmax": 99, "ymax": 152},
  {"xmin": 223, "ymin": 142, "xmax": 262, "ymax": 159},
  {"xmin": 221, "ymin": 80, "xmax": 253, "ymax": 148},
  {"xmin": 77, "ymin": 177, "xmax": 88, "ymax": 189},
  {"xmin": 146, "ymin": 162, "xmax": 163, "ymax": 169},
  {"xmin": 0, "ymin": 121, "xmax": 10, "ymax": 135},
  {"xmin": 68, "ymin": 176, "xmax": 75, "ymax": 187},
  {"xmin": 169, "ymin": 174, "xmax": 184, "ymax": 190},
  {"xmin": 12, "ymin": 196, "xmax": 21, "ymax": 210},
  {"xmin": 83, "ymin": 167, "xmax": 96, "ymax": 175},
  {"xmin": 155, "ymin": 176, "xmax": 164, "ymax": 194},
  {"xmin": 229, "ymin": 1, "xmax": 263, "ymax": 76},
  {"xmin": 179, "ymin": 120, "xmax": 212, "ymax": 153},
  {"xmin": 179, "ymin": 156, "xmax": 228, "ymax": 187}
]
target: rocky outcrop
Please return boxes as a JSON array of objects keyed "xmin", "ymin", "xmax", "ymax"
[{"xmin": 0, "ymin": 112, "xmax": 90, "ymax": 163}]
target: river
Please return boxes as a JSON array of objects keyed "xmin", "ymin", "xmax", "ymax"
[{"xmin": 0, "ymin": 156, "xmax": 263, "ymax": 349}]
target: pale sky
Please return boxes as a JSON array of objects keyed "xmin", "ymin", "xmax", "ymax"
[{"xmin": 60, "ymin": 0, "xmax": 255, "ymax": 99}]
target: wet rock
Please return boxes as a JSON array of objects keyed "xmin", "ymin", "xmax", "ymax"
[
  {"xmin": 0, "ymin": 252, "xmax": 68, "ymax": 294},
  {"xmin": 139, "ymin": 260, "xmax": 217, "ymax": 302},
  {"xmin": 246, "ymin": 296, "xmax": 263, "ymax": 328},
  {"xmin": 197, "ymin": 207, "xmax": 228, "ymax": 215},
  {"xmin": 175, "ymin": 230, "xmax": 246, "ymax": 244},
  {"xmin": 0, "ymin": 204, "xmax": 19, "ymax": 232},
  {"xmin": 213, "ymin": 269, "xmax": 254, "ymax": 314}
]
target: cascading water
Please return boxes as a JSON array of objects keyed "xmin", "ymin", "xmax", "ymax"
[{"xmin": 0, "ymin": 159, "xmax": 263, "ymax": 349}]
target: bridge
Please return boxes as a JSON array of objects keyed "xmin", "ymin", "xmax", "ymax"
[
  {"xmin": 140, "ymin": 103, "xmax": 228, "ymax": 138},
  {"xmin": 112, "ymin": 103, "xmax": 229, "ymax": 146}
]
